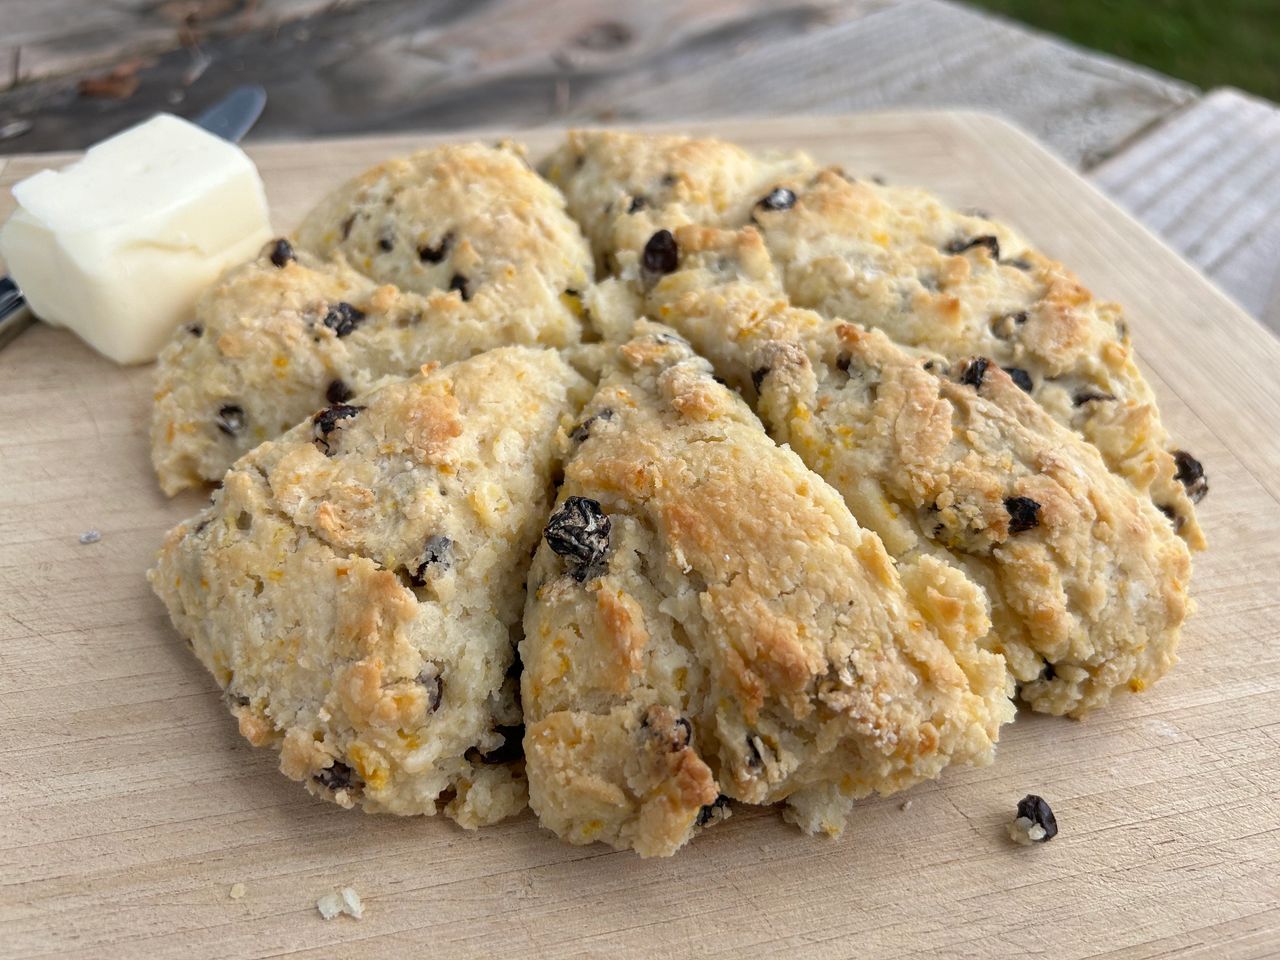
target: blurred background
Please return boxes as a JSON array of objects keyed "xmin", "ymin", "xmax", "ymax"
[
  {"xmin": 2, "ymin": 0, "xmax": 1278, "ymax": 325},
  {"xmin": 970, "ymin": 1, "xmax": 1279, "ymax": 101}
]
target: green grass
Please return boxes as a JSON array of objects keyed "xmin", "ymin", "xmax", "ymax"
[{"xmin": 965, "ymin": 0, "xmax": 1280, "ymax": 101}]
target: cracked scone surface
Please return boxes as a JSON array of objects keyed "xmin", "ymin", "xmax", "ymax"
[
  {"xmin": 150, "ymin": 347, "xmax": 588, "ymax": 825},
  {"xmin": 637, "ymin": 226, "xmax": 1192, "ymax": 717},
  {"xmin": 543, "ymin": 130, "xmax": 811, "ymax": 271},
  {"xmin": 152, "ymin": 141, "xmax": 592, "ymax": 496},
  {"xmin": 520, "ymin": 323, "xmax": 1012, "ymax": 856},
  {"xmin": 546, "ymin": 130, "xmax": 1206, "ymax": 549},
  {"xmin": 298, "ymin": 141, "xmax": 591, "ymax": 316}
]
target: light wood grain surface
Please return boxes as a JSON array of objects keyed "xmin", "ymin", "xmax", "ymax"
[
  {"xmin": 1091, "ymin": 88, "xmax": 1280, "ymax": 330},
  {"xmin": 1, "ymin": 113, "xmax": 1278, "ymax": 960}
]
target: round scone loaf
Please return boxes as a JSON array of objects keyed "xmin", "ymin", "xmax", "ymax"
[
  {"xmin": 633, "ymin": 225, "xmax": 1192, "ymax": 717},
  {"xmin": 546, "ymin": 130, "xmax": 1206, "ymax": 550},
  {"xmin": 151, "ymin": 141, "xmax": 593, "ymax": 496},
  {"xmin": 520, "ymin": 322, "xmax": 1013, "ymax": 857},
  {"xmin": 150, "ymin": 347, "xmax": 589, "ymax": 825}
]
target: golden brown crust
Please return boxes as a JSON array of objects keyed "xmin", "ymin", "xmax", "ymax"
[
  {"xmin": 637, "ymin": 225, "xmax": 1191, "ymax": 717},
  {"xmin": 298, "ymin": 142, "xmax": 591, "ymax": 316},
  {"xmin": 543, "ymin": 130, "xmax": 812, "ymax": 274},
  {"xmin": 148, "ymin": 129, "xmax": 1201, "ymax": 852},
  {"xmin": 550, "ymin": 130, "xmax": 1205, "ymax": 550},
  {"xmin": 520, "ymin": 324, "xmax": 1012, "ymax": 856},
  {"xmin": 152, "ymin": 142, "xmax": 592, "ymax": 495},
  {"xmin": 755, "ymin": 168, "xmax": 1205, "ymax": 551},
  {"xmin": 150, "ymin": 348, "xmax": 589, "ymax": 825}
]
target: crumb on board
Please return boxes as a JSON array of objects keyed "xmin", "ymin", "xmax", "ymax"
[
  {"xmin": 79, "ymin": 529, "xmax": 101, "ymax": 544},
  {"xmin": 899, "ymin": 799, "xmax": 913, "ymax": 812},
  {"xmin": 317, "ymin": 886, "xmax": 364, "ymax": 920},
  {"xmin": 229, "ymin": 883, "xmax": 246, "ymax": 900}
]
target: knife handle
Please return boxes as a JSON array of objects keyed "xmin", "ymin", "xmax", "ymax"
[{"xmin": 0, "ymin": 276, "xmax": 34, "ymax": 351}]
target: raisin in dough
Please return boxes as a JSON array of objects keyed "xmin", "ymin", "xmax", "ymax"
[
  {"xmin": 546, "ymin": 130, "xmax": 1206, "ymax": 550},
  {"xmin": 150, "ymin": 348, "xmax": 589, "ymax": 825},
  {"xmin": 152, "ymin": 141, "xmax": 593, "ymax": 497},
  {"xmin": 520, "ymin": 323, "xmax": 1012, "ymax": 857},
  {"xmin": 639, "ymin": 226, "xmax": 1192, "ymax": 717}
]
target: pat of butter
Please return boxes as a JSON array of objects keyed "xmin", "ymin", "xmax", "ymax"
[{"xmin": 0, "ymin": 113, "xmax": 272, "ymax": 364}]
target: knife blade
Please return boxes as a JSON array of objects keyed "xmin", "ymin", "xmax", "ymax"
[
  {"xmin": 0, "ymin": 84, "xmax": 269, "ymax": 351},
  {"xmin": 193, "ymin": 85, "xmax": 267, "ymax": 144}
]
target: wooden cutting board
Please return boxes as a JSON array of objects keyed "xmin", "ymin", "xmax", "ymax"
[{"xmin": 2, "ymin": 114, "xmax": 1278, "ymax": 960}]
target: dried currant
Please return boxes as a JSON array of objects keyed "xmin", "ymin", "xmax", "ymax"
[
  {"xmin": 1157, "ymin": 503, "xmax": 1184, "ymax": 532},
  {"xmin": 312, "ymin": 403, "xmax": 363, "ymax": 454},
  {"xmin": 449, "ymin": 273, "xmax": 472, "ymax": 301},
  {"xmin": 216, "ymin": 404, "xmax": 245, "ymax": 436},
  {"xmin": 990, "ymin": 310, "xmax": 1028, "ymax": 340},
  {"xmin": 1004, "ymin": 496, "xmax": 1042, "ymax": 534},
  {"xmin": 642, "ymin": 710, "xmax": 693, "ymax": 752},
  {"xmin": 642, "ymin": 229, "xmax": 679, "ymax": 274},
  {"xmin": 544, "ymin": 496, "xmax": 611, "ymax": 581},
  {"xmin": 377, "ymin": 230, "xmax": 394, "ymax": 252},
  {"xmin": 751, "ymin": 366, "xmax": 771, "ymax": 393},
  {"xmin": 1008, "ymin": 794, "xmax": 1058, "ymax": 844},
  {"xmin": 475, "ymin": 724, "xmax": 524, "ymax": 764},
  {"xmin": 945, "ymin": 235, "xmax": 1000, "ymax": 258},
  {"xmin": 409, "ymin": 535, "xmax": 454, "ymax": 585},
  {"xmin": 268, "ymin": 238, "xmax": 296, "ymax": 268},
  {"xmin": 314, "ymin": 760, "xmax": 361, "ymax": 794},
  {"xmin": 958, "ymin": 357, "xmax": 990, "ymax": 388},
  {"xmin": 835, "ymin": 352, "xmax": 852, "ymax": 373},
  {"xmin": 417, "ymin": 667, "xmax": 443, "ymax": 713},
  {"xmin": 322, "ymin": 302, "xmax": 366, "ymax": 338},
  {"xmin": 1004, "ymin": 366, "xmax": 1034, "ymax": 392},
  {"xmin": 1172, "ymin": 450, "xmax": 1208, "ymax": 503},
  {"xmin": 1073, "ymin": 388, "xmax": 1116, "ymax": 406},
  {"xmin": 418, "ymin": 232, "xmax": 452, "ymax": 264},
  {"xmin": 756, "ymin": 186, "xmax": 796, "ymax": 211},
  {"xmin": 325, "ymin": 379, "xmax": 353, "ymax": 404},
  {"xmin": 695, "ymin": 795, "xmax": 731, "ymax": 828},
  {"xmin": 569, "ymin": 408, "xmax": 615, "ymax": 443}
]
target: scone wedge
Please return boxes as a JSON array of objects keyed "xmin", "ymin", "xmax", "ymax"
[
  {"xmin": 152, "ymin": 141, "xmax": 593, "ymax": 495},
  {"xmin": 520, "ymin": 323, "xmax": 1013, "ymax": 857},
  {"xmin": 151, "ymin": 347, "xmax": 588, "ymax": 826},
  {"xmin": 546, "ymin": 129, "xmax": 1206, "ymax": 549},
  {"xmin": 638, "ymin": 226, "xmax": 1192, "ymax": 717}
]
